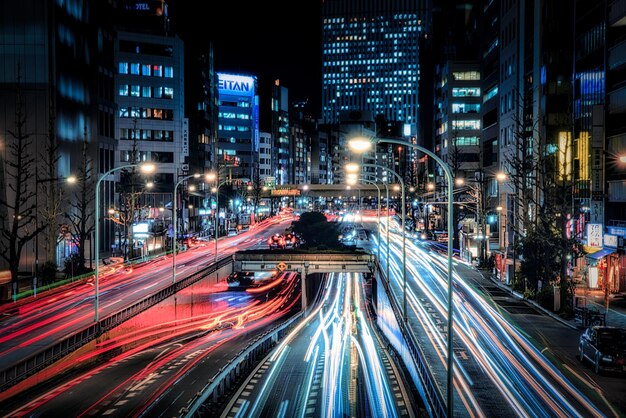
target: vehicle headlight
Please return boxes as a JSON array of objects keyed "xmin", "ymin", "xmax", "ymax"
[{"xmin": 601, "ymin": 355, "xmax": 613, "ymax": 362}]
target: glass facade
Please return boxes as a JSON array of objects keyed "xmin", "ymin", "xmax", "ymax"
[{"xmin": 321, "ymin": 2, "xmax": 423, "ymax": 127}]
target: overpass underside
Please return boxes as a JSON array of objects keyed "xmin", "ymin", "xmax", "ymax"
[{"xmin": 234, "ymin": 252, "xmax": 375, "ymax": 274}]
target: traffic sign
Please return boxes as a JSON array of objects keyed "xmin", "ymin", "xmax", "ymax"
[{"xmin": 276, "ymin": 262, "xmax": 287, "ymax": 271}]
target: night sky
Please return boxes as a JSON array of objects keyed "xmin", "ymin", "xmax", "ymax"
[{"xmin": 169, "ymin": 1, "xmax": 322, "ymax": 116}]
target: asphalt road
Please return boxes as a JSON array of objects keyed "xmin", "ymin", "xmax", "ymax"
[
  {"xmin": 221, "ymin": 272, "xmax": 414, "ymax": 418},
  {"xmin": 0, "ymin": 273, "xmax": 301, "ymax": 417},
  {"xmin": 0, "ymin": 216, "xmax": 295, "ymax": 374}
]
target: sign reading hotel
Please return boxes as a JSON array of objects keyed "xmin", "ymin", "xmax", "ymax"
[{"xmin": 218, "ymin": 73, "xmax": 255, "ymax": 97}]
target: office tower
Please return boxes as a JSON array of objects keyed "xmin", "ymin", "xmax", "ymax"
[
  {"xmin": 321, "ymin": 0, "xmax": 426, "ymax": 135},
  {"xmin": 0, "ymin": 0, "xmax": 116, "ymax": 271},
  {"xmin": 217, "ymin": 73, "xmax": 259, "ymax": 183},
  {"xmin": 272, "ymin": 81, "xmax": 290, "ymax": 185}
]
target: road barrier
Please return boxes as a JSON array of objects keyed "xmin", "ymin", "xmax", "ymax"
[
  {"xmin": 0, "ymin": 256, "xmax": 233, "ymax": 393},
  {"xmin": 180, "ymin": 310, "xmax": 305, "ymax": 417},
  {"xmin": 375, "ymin": 260, "xmax": 446, "ymax": 418}
]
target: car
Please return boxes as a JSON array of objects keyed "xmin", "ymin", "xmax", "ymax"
[
  {"xmin": 267, "ymin": 233, "xmax": 285, "ymax": 249},
  {"xmin": 227, "ymin": 271, "xmax": 255, "ymax": 287},
  {"xmin": 284, "ymin": 233, "xmax": 299, "ymax": 248},
  {"xmin": 578, "ymin": 326, "xmax": 626, "ymax": 374},
  {"xmin": 227, "ymin": 228, "xmax": 238, "ymax": 236}
]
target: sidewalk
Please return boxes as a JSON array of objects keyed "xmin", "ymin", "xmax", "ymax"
[
  {"xmin": 479, "ymin": 268, "xmax": 626, "ymax": 330},
  {"xmin": 575, "ymin": 288, "xmax": 626, "ymax": 329}
]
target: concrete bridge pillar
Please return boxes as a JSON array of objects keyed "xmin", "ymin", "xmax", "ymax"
[{"xmin": 300, "ymin": 263, "xmax": 309, "ymax": 311}]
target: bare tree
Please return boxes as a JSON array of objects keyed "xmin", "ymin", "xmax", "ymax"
[
  {"xmin": 39, "ymin": 94, "xmax": 63, "ymax": 269},
  {"xmin": 0, "ymin": 71, "xmax": 46, "ymax": 289},
  {"xmin": 65, "ymin": 127, "xmax": 94, "ymax": 273},
  {"xmin": 118, "ymin": 122, "xmax": 149, "ymax": 259}
]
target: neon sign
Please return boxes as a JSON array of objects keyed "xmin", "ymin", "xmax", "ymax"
[{"xmin": 218, "ymin": 73, "xmax": 255, "ymax": 96}]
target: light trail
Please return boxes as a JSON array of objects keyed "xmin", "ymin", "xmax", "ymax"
[
  {"xmin": 377, "ymin": 216, "xmax": 605, "ymax": 417},
  {"xmin": 232, "ymin": 272, "xmax": 405, "ymax": 417}
]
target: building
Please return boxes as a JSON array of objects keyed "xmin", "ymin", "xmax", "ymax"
[
  {"xmin": 321, "ymin": 0, "xmax": 425, "ymax": 136},
  {"xmin": 272, "ymin": 80, "xmax": 290, "ymax": 185},
  {"xmin": 0, "ymin": 0, "xmax": 116, "ymax": 273},
  {"xmin": 574, "ymin": 0, "xmax": 626, "ymax": 293},
  {"xmin": 217, "ymin": 72, "xmax": 259, "ymax": 184},
  {"xmin": 258, "ymin": 132, "xmax": 272, "ymax": 183},
  {"xmin": 115, "ymin": 30, "xmax": 185, "ymax": 210}
]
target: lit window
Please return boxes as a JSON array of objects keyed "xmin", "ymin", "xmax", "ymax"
[
  {"xmin": 452, "ymin": 71, "xmax": 480, "ymax": 81},
  {"xmin": 119, "ymin": 62, "xmax": 129, "ymax": 74},
  {"xmin": 164, "ymin": 66, "xmax": 174, "ymax": 78},
  {"xmin": 452, "ymin": 120, "xmax": 481, "ymax": 130},
  {"xmin": 153, "ymin": 87, "xmax": 162, "ymax": 98},
  {"xmin": 452, "ymin": 103, "xmax": 481, "ymax": 113},
  {"xmin": 452, "ymin": 87, "xmax": 480, "ymax": 97},
  {"xmin": 142, "ymin": 86, "xmax": 151, "ymax": 97},
  {"xmin": 141, "ymin": 64, "xmax": 151, "ymax": 76},
  {"xmin": 118, "ymin": 85, "xmax": 129, "ymax": 96},
  {"xmin": 130, "ymin": 63, "xmax": 140, "ymax": 75},
  {"xmin": 152, "ymin": 65, "xmax": 163, "ymax": 77},
  {"xmin": 483, "ymin": 86, "xmax": 498, "ymax": 103},
  {"xmin": 130, "ymin": 85, "xmax": 140, "ymax": 97},
  {"xmin": 163, "ymin": 87, "xmax": 174, "ymax": 99}
]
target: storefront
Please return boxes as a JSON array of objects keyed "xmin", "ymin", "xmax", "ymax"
[{"xmin": 585, "ymin": 248, "xmax": 620, "ymax": 292}]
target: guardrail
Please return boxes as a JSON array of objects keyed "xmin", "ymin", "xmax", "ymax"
[
  {"xmin": 375, "ymin": 260, "xmax": 447, "ymax": 418},
  {"xmin": 0, "ymin": 256, "xmax": 233, "ymax": 392},
  {"xmin": 180, "ymin": 310, "xmax": 305, "ymax": 417}
]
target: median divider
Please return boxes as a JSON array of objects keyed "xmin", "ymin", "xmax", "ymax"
[{"xmin": 375, "ymin": 259, "xmax": 446, "ymax": 418}]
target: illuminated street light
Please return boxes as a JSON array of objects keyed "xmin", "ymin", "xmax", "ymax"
[
  {"xmin": 66, "ymin": 175, "xmax": 77, "ymax": 184},
  {"xmin": 619, "ymin": 155, "xmax": 626, "ymax": 164},
  {"xmin": 345, "ymin": 162, "xmax": 360, "ymax": 173},
  {"xmin": 95, "ymin": 162, "xmax": 156, "ymax": 321},
  {"xmin": 146, "ymin": 181, "xmax": 154, "ymax": 189},
  {"xmin": 348, "ymin": 134, "xmax": 455, "ymax": 416},
  {"xmin": 427, "ymin": 183, "xmax": 435, "ymax": 191},
  {"xmin": 496, "ymin": 172, "xmax": 507, "ymax": 182},
  {"xmin": 455, "ymin": 178, "xmax": 465, "ymax": 186}
]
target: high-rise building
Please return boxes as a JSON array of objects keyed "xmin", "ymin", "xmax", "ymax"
[
  {"xmin": 115, "ymin": 31, "xmax": 185, "ymax": 204},
  {"xmin": 0, "ymin": 0, "xmax": 116, "ymax": 271},
  {"xmin": 258, "ymin": 132, "xmax": 272, "ymax": 183},
  {"xmin": 217, "ymin": 73, "xmax": 259, "ymax": 183},
  {"xmin": 272, "ymin": 80, "xmax": 290, "ymax": 185},
  {"xmin": 321, "ymin": 0, "xmax": 425, "ymax": 134}
]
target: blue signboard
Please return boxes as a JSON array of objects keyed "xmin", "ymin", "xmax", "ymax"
[
  {"xmin": 218, "ymin": 73, "xmax": 255, "ymax": 97},
  {"xmin": 607, "ymin": 226, "xmax": 626, "ymax": 237}
]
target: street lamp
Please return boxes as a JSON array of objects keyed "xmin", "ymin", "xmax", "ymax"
[
  {"xmin": 349, "ymin": 162, "xmax": 407, "ymax": 321},
  {"xmin": 357, "ymin": 177, "xmax": 382, "ymax": 264},
  {"xmin": 95, "ymin": 162, "xmax": 155, "ymax": 321},
  {"xmin": 348, "ymin": 134, "xmax": 455, "ymax": 416},
  {"xmin": 211, "ymin": 178, "xmax": 231, "ymax": 264},
  {"xmin": 172, "ymin": 172, "xmax": 213, "ymax": 284}
]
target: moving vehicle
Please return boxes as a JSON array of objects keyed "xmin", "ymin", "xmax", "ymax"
[
  {"xmin": 227, "ymin": 227, "xmax": 238, "ymax": 236},
  {"xmin": 267, "ymin": 233, "xmax": 286, "ymax": 249},
  {"xmin": 578, "ymin": 326, "xmax": 626, "ymax": 374},
  {"xmin": 284, "ymin": 233, "xmax": 299, "ymax": 248},
  {"xmin": 227, "ymin": 271, "xmax": 255, "ymax": 287}
]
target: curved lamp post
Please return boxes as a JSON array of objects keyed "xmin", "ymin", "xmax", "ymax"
[
  {"xmin": 348, "ymin": 135, "xmax": 455, "ymax": 416},
  {"xmin": 211, "ymin": 178, "xmax": 231, "ymax": 264},
  {"xmin": 362, "ymin": 163, "xmax": 406, "ymax": 321},
  {"xmin": 95, "ymin": 162, "xmax": 155, "ymax": 321},
  {"xmin": 172, "ymin": 172, "xmax": 215, "ymax": 284},
  {"xmin": 346, "ymin": 173, "xmax": 382, "ymax": 263}
]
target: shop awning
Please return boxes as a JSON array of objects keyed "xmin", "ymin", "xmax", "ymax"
[{"xmin": 585, "ymin": 248, "xmax": 617, "ymax": 260}]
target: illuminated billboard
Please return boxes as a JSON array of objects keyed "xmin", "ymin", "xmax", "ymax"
[{"xmin": 218, "ymin": 73, "xmax": 256, "ymax": 97}]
